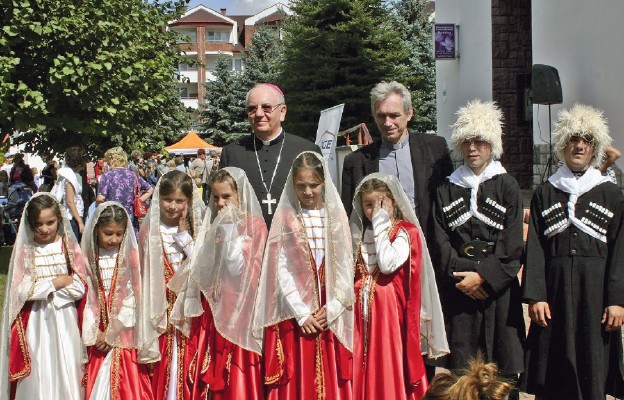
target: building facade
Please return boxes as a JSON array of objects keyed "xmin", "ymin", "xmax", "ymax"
[{"xmin": 169, "ymin": 3, "xmax": 291, "ymax": 109}]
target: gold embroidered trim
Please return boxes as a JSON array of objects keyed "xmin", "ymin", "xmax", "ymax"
[
  {"xmin": 8, "ymin": 315, "xmax": 31, "ymax": 381},
  {"xmin": 264, "ymin": 326, "xmax": 284, "ymax": 385}
]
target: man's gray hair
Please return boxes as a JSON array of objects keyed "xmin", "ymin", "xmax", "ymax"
[
  {"xmin": 370, "ymin": 81, "xmax": 412, "ymax": 115},
  {"xmin": 245, "ymin": 83, "xmax": 285, "ymax": 105}
]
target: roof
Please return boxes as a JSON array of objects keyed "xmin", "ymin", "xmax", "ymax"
[{"xmin": 166, "ymin": 131, "xmax": 220, "ymax": 155}]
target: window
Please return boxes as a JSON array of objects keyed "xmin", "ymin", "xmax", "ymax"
[
  {"xmin": 178, "ymin": 63, "xmax": 196, "ymax": 72},
  {"xmin": 176, "ymin": 31, "xmax": 197, "ymax": 43},
  {"xmin": 233, "ymin": 59, "xmax": 243, "ymax": 71},
  {"xmin": 179, "ymin": 88, "xmax": 189, "ymax": 98},
  {"xmin": 206, "ymin": 31, "xmax": 229, "ymax": 42}
]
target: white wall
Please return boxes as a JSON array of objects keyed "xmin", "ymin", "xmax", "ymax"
[
  {"xmin": 435, "ymin": 0, "xmax": 492, "ymax": 142},
  {"xmin": 532, "ymin": 0, "xmax": 624, "ymax": 167}
]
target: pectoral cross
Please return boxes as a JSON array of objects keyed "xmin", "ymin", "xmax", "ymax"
[{"xmin": 262, "ymin": 192, "xmax": 277, "ymax": 214}]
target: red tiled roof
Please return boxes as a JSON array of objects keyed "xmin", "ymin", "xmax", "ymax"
[{"xmin": 172, "ymin": 9, "xmax": 233, "ymax": 26}]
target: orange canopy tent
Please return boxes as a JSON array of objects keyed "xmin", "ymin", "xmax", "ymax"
[{"xmin": 165, "ymin": 131, "xmax": 220, "ymax": 155}]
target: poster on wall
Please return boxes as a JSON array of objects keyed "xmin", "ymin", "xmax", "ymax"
[{"xmin": 435, "ymin": 24, "xmax": 457, "ymax": 59}]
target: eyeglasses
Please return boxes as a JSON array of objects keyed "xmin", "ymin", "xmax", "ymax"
[
  {"xmin": 568, "ymin": 135, "xmax": 594, "ymax": 146},
  {"xmin": 246, "ymin": 103, "xmax": 283, "ymax": 115}
]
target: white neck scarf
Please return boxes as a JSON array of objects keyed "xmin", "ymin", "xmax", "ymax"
[
  {"xmin": 448, "ymin": 161, "xmax": 507, "ymax": 228},
  {"xmin": 547, "ymin": 164, "xmax": 613, "ymax": 242}
]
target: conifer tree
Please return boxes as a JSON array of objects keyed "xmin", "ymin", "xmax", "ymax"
[
  {"xmin": 392, "ymin": 0, "xmax": 437, "ymax": 132},
  {"xmin": 200, "ymin": 57, "xmax": 250, "ymax": 146},
  {"xmin": 279, "ymin": 0, "xmax": 409, "ymax": 140}
]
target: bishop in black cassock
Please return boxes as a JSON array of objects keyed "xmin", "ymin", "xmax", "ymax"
[{"xmin": 219, "ymin": 83, "xmax": 320, "ymax": 227}]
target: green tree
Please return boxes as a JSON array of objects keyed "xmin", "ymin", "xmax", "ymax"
[
  {"xmin": 392, "ymin": 0, "xmax": 437, "ymax": 132},
  {"xmin": 279, "ymin": 0, "xmax": 409, "ymax": 140},
  {"xmin": 0, "ymin": 0, "xmax": 191, "ymax": 156},
  {"xmin": 244, "ymin": 24, "xmax": 285, "ymax": 86},
  {"xmin": 200, "ymin": 57, "xmax": 250, "ymax": 146}
]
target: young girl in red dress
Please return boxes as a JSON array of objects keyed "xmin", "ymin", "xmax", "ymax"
[
  {"xmin": 137, "ymin": 170, "xmax": 205, "ymax": 400},
  {"xmin": 169, "ymin": 167, "xmax": 266, "ymax": 399},
  {"xmin": 82, "ymin": 202, "xmax": 153, "ymax": 399},
  {"xmin": 253, "ymin": 151, "xmax": 355, "ymax": 400},
  {"xmin": 350, "ymin": 173, "xmax": 448, "ymax": 400}
]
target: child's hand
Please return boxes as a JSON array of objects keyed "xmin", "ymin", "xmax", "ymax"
[
  {"xmin": 301, "ymin": 315, "xmax": 323, "ymax": 335},
  {"xmin": 52, "ymin": 275, "xmax": 74, "ymax": 290},
  {"xmin": 95, "ymin": 330, "xmax": 112, "ymax": 352},
  {"xmin": 178, "ymin": 203, "xmax": 188, "ymax": 232},
  {"xmin": 314, "ymin": 307, "xmax": 329, "ymax": 331},
  {"xmin": 454, "ymin": 271, "xmax": 487, "ymax": 300},
  {"xmin": 373, "ymin": 196, "xmax": 394, "ymax": 219},
  {"xmin": 602, "ymin": 305, "xmax": 624, "ymax": 332}
]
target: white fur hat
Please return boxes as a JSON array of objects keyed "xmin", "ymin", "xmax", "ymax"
[
  {"xmin": 553, "ymin": 104, "xmax": 611, "ymax": 167},
  {"xmin": 450, "ymin": 99, "xmax": 504, "ymax": 160}
]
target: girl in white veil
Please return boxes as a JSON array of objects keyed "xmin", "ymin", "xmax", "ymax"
[
  {"xmin": 81, "ymin": 201, "xmax": 152, "ymax": 399},
  {"xmin": 0, "ymin": 192, "xmax": 89, "ymax": 400},
  {"xmin": 169, "ymin": 167, "xmax": 266, "ymax": 399},
  {"xmin": 136, "ymin": 170, "xmax": 205, "ymax": 400},
  {"xmin": 350, "ymin": 173, "xmax": 449, "ymax": 400},
  {"xmin": 253, "ymin": 151, "xmax": 355, "ymax": 400}
]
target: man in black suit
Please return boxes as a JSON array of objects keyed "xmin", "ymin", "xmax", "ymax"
[
  {"xmin": 219, "ymin": 83, "xmax": 320, "ymax": 227},
  {"xmin": 341, "ymin": 81, "xmax": 453, "ymax": 234}
]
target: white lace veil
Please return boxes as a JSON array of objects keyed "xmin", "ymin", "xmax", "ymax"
[
  {"xmin": 170, "ymin": 167, "xmax": 267, "ymax": 354},
  {"xmin": 81, "ymin": 201, "xmax": 141, "ymax": 349},
  {"xmin": 252, "ymin": 151, "xmax": 355, "ymax": 352},
  {"xmin": 0, "ymin": 192, "xmax": 88, "ymax": 398},
  {"xmin": 137, "ymin": 171, "xmax": 205, "ymax": 363},
  {"xmin": 349, "ymin": 172, "xmax": 450, "ymax": 359}
]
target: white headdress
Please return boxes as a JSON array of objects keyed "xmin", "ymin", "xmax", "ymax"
[
  {"xmin": 450, "ymin": 99, "xmax": 504, "ymax": 160},
  {"xmin": 553, "ymin": 104, "xmax": 611, "ymax": 167},
  {"xmin": 81, "ymin": 201, "xmax": 141, "ymax": 349},
  {"xmin": 169, "ymin": 167, "xmax": 267, "ymax": 354},
  {"xmin": 0, "ymin": 193, "xmax": 88, "ymax": 398},
  {"xmin": 350, "ymin": 173, "xmax": 450, "ymax": 359},
  {"xmin": 252, "ymin": 151, "xmax": 355, "ymax": 351},
  {"xmin": 137, "ymin": 170, "xmax": 205, "ymax": 363}
]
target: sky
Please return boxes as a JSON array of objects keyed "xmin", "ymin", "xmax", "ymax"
[{"xmin": 187, "ymin": 0, "xmax": 284, "ymax": 15}]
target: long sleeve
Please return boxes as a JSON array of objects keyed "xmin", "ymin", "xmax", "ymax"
[
  {"xmin": 53, "ymin": 277, "xmax": 86, "ymax": 307},
  {"xmin": 172, "ymin": 230, "xmax": 194, "ymax": 259},
  {"xmin": 277, "ymin": 248, "xmax": 311, "ymax": 326},
  {"xmin": 372, "ymin": 210, "xmax": 409, "ymax": 274},
  {"xmin": 18, "ymin": 276, "xmax": 56, "ymax": 301},
  {"xmin": 432, "ymin": 188, "xmax": 478, "ymax": 284},
  {"xmin": 472, "ymin": 178, "xmax": 523, "ymax": 293},
  {"xmin": 606, "ymin": 189, "xmax": 624, "ymax": 306},
  {"xmin": 522, "ymin": 186, "xmax": 548, "ymax": 303},
  {"xmin": 219, "ymin": 223, "xmax": 245, "ymax": 276}
]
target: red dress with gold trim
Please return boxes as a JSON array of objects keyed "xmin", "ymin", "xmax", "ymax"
[
  {"xmin": 83, "ymin": 249, "xmax": 153, "ymax": 400},
  {"xmin": 264, "ymin": 258, "xmax": 353, "ymax": 400},
  {"xmin": 353, "ymin": 221, "xmax": 427, "ymax": 400}
]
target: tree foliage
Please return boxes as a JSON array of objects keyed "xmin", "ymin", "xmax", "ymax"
[
  {"xmin": 392, "ymin": 0, "xmax": 437, "ymax": 132},
  {"xmin": 200, "ymin": 57, "xmax": 250, "ymax": 146},
  {"xmin": 0, "ymin": 0, "xmax": 192, "ymax": 156},
  {"xmin": 244, "ymin": 25, "xmax": 285, "ymax": 86},
  {"xmin": 278, "ymin": 0, "xmax": 409, "ymax": 140}
]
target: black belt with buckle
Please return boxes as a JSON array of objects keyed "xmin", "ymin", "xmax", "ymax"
[{"xmin": 458, "ymin": 240, "xmax": 494, "ymax": 261}]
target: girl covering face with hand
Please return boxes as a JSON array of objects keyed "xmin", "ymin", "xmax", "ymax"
[
  {"xmin": 81, "ymin": 202, "xmax": 153, "ymax": 400},
  {"xmin": 0, "ymin": 193, "xmax": 89, "ymax": 400},
  {"xmin": 350, "ymin": 173, "xmax": 448, "ymax": 400},
  {"xmin": 137, "ymin": 170, "xmax": 205, "ymax": 400},
  {"xmin": 169, "ymin": 167, "xmax": 267, "ymax": 399}
]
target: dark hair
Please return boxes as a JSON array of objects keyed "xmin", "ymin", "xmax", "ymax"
[
  {"xmin": 357, "ymin": 178, "xmax": 403, "ymax": 220},
  {"xmin": 423, "ymin": 373, "xmax": 456, "ymax": 400},
  {"xmin": 95, "ymin": 204, "xmax": 128, "ymax": 230},
  {"xmin": 211, "ymin": 169, "xmax": 238, "ymax": 192},
  {"xmin": 26, "ymin": 195, "xmax": 63, "ymax": 232},
  {"xmin": 143, "ymin": 151, "xmax": 153, "ymax": 160},
  {"xmin": 65, "ymin": 146, "xmax": 86, "ymax": 168},
  {"xmin": 197, "ymin": 148, "xmax": 206, "ymax": 156},
  {"xmin": 291, "ymin": 152, "xmax": 324, "ymax": 183},
  {"xmin": 159, "ymin": 170, "xmax": 194, "ymax": 201},
  {"xmin": 0, "ymin": 170, "xmax": 8, "ymax": 183}
]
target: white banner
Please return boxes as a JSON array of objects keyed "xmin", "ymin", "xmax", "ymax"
[{"xmin": 314, "ymin": 104, "xmax": 344, "ymax": 186}]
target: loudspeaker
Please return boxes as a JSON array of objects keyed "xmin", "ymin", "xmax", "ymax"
[{"xmin": 532, "ymin": 64, "xmax": 563, "ymax": 105}]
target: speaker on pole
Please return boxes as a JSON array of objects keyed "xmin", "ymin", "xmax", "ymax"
[{"xmin": 532, "ymin": 64, "xmax": 562, "ymax": 105}]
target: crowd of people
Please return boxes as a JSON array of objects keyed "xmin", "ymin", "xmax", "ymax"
[{"xmin": 0, "ymin": 81, "xmax": 623, "ymax": 400}]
